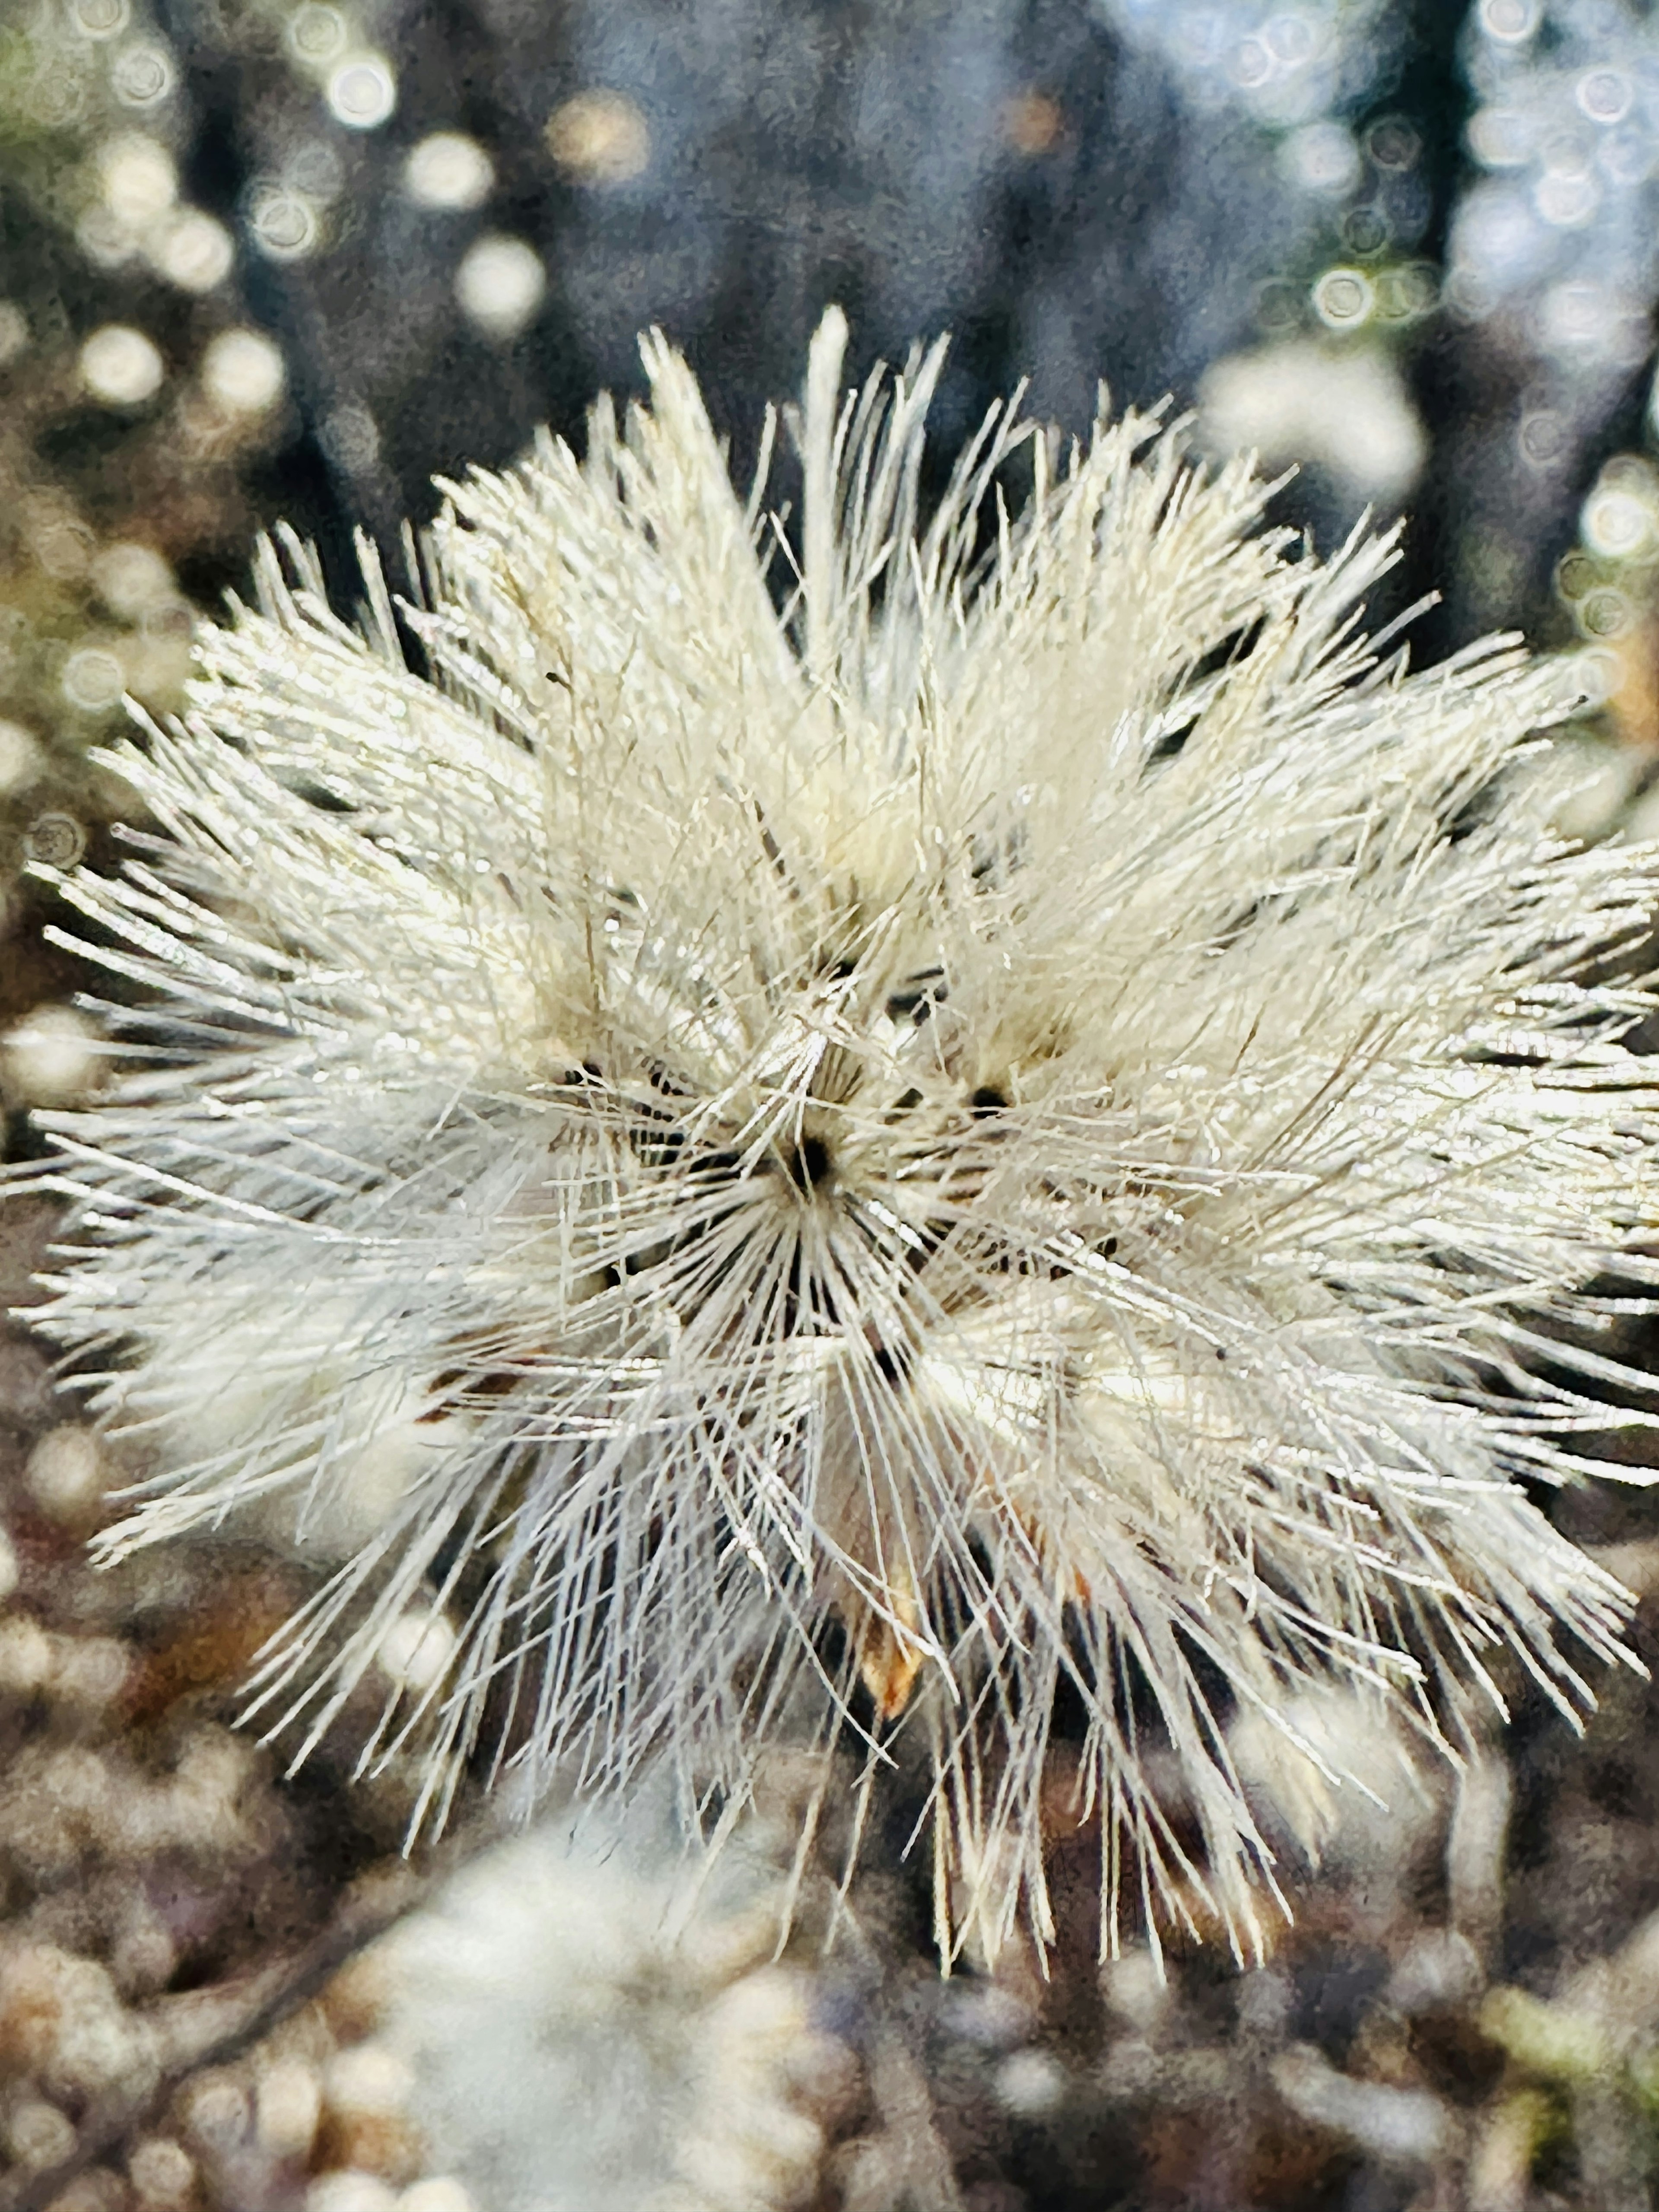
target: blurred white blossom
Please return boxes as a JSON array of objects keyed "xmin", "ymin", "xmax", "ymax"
[
  {"xmin": 377, "ymin": 1806, "xmax": 842, "ymax": 2212},
  {"xmin": 1199, "ymin": 338, "xmax": 1427, "ymax": 501}
]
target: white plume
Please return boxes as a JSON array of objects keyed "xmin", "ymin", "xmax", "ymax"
[{"xmin": 15, "ymin": 308, "xmax": 1659, "ymax": 1967}]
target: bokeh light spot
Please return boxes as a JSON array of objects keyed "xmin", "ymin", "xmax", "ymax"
[
  {"xmin": 1576, "ymin": 70, "xmax": 1632, "ymax": 127},
  {"xmin": 201, "ymin": 327, "xmax": 286, "ymax": 414},
  {"xmin": 79, "ymin": 323, "xmax": 164, "ymax": 406},
  {"xmin": 33, "ymin": 511, "xmax": 93, "ymax": 582},
  {"xmin": 28, "ymin": 64, "xmax": 89, "ymax": 130},
  {"xmin": 1263, "ymin": 12, "xmax": 1316, "ymax": 66},
  {"xmin": 23, "ymin": 814, "xmax": 88, "ymax": 870},
  {"xmin": 1466, "ymin": 107, "xmax": 1531, "ymax": 168},
  {"xmin": 70, "ymin": 0, "xmax": 130, "ymax": 37},
  {"xmin": 1556, "ymin": 549, "xmax": 1600, "ymax": 602},
  {"xmin": 1373, "ymin": 261, "xmax": 1438, "ymax": 322},
  {"xmin": 78, "ymin": 204, "xmax": 140, "ymax": 271},
  {"xmin": 285, "ymin": 138, "xmax": 346, "ymax": 204},
  {"xmin": 150, "ymin": 208, "xmax": 234, "ymax": 292},
  {"xmin": 321, "ymin": 404, "xmax": 381, "ymax": 475},
  {"xmin": 455, "ymin": 234, "xmax": 546, "ymax": 339},
  {"xmin": 1312, "ymin": 266, "xmax": 1373, "ymax": 330},
  {"xmin": 1228, "ymin": 36, "xmax": 1272, "ymax": 91},
  {"xmin": 1570, "ymin": 645, "xmax": 1620, "ymax": 709},
  {"xmin": 305, "ymin": 2169, "xmax": 401, "ymax": 2212},
  {"xmin": 286, "ymin": 4, "xmax": 347, "ymax": 65},
  {"xmin": 545, "ymin": 90, "xmax": 650, "ymax": 184},
  {"xmin": 1582, "ymin": 487, "xmax": 1653, "ymax": 561},
  {"xmin": 404, "ymin": 131, "xmax": 494, "ymax": 210},
  {"xmin": 399, "ymin": 2181, "xmax": 471, "ymax": 2212},
  {"xmin": 0, "ymin": 721, "xmax": 44, "ymax": 799},
  {"xmin": 248, "ymin": 183, "xmax": 320, "ymax": 261},
  {"xmin": 61, "ymin": 646, "xmax": 127, "ymax": 712},
  {"xmin": 110, "ymin": 38, "xmax": 174, "ymax": 106},
  {"xmin": 1579, "ymin": 459, "xmax": 1659, "ymax": 566},
  {"xmin": 1366, "ymin": 116, "xmax": 1420, "ymax": 172},
  {"xmin": 1518, "ymin": 410, "xmax": 1567, "ymax": 468},
  {"xmin": 1535, "ymin": 280, "xmax": 1646, "ymax": 362},
  {"xmin": 94, "ymin": 541, "xmax": 174, "ymax": 617},
  {"xmin": 3, "ymin": 1011, "xmax": 101, "ymax": 1111},
  {"xmin": 1479, "ymin": 0, "xmax": 1540, "ymax": 41},
  {"xmin": 1341, "ymin": 205, "xmax": 1389, "ymax": 257},
  {"xmin": 1534, "ymin": 171, "xmax": 1600, "ymax": 228},
  {"xmin": 1538, "ymin": 130, "xmax": 1592, "ymax": 180},
  {"xmin": 1279, "ymin": 121, "xmax": 1360, "ymax": 197},
  {"xmin": 327, "ymin": 51, "xmax": 396, "ymax": 131},
  {"xmin": 25, "ymin": 1424, "xmax": 106, "ymax": 1517},
  {"xmin": 1600, "ymin": 126, "xmax": 1656, "ymax": 189},
  {"xmin": 1254, "ymin": 277, "xmax": 1302, "ymax": 332},
  {"xmin": 1580, "ymin": 585, "xmax": 1631, "ymax": 639},
  {"xmin": 97, "ymin": 131, "xmax": 177, "ymax": 224}
]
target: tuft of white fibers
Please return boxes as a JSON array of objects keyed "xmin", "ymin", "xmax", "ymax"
[
  {"xmin": 13, "ymin": 306, "xmax": 1659, "ymax": 1967},
  {"xmin": 373, "ymin": 1797, "xmax": 842, "ymax": 2212}
]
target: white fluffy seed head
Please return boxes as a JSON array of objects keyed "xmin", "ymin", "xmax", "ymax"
[{"xmin": 13, "ymin": 309, "xmax": 1659, "ymax": 1966}]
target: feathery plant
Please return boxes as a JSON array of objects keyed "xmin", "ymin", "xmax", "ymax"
[{"xmin": 12, "ymin": 308, "xmax": 1659, "ymax": 1967}]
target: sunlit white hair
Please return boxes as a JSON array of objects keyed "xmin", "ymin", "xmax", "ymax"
[{"xmin": 15, "ymin": 309, "xmax": 1659, "ymax": 1967}]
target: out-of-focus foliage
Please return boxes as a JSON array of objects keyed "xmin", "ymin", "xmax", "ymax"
[{"xmin": 0, "ymin": 0, "xmax": 289, "ymax": 1054}]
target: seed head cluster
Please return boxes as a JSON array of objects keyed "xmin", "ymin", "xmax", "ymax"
[{"xmin": 16, "ymin": 311, "xmax": 1659, "ymax": 1963}]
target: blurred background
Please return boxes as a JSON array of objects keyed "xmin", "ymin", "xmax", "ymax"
[
  {"xmin": 10, "ymin": 4, "xmax": 1659, "ymax": 2210},
  {"xmin": 5, "ymin": 0, "xmax": 1659, "ymax": 964}
]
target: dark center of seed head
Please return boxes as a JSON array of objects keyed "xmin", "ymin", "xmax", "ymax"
[{"xmin": 782, "ymin": 1131, "xmax": 833, "ymax": 1194}]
